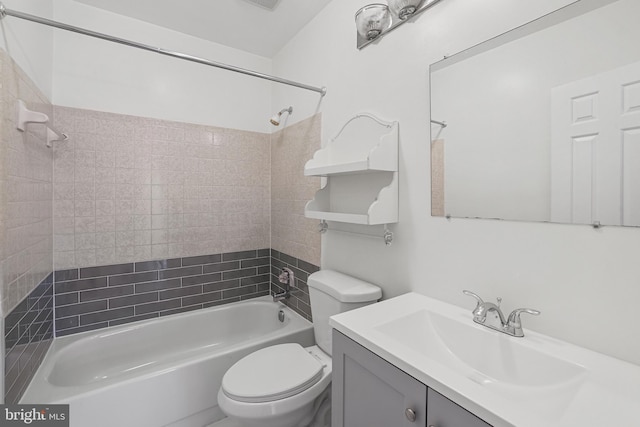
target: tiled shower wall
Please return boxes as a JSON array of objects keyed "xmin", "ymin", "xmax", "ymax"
[
  {"xmin": 1, "ymin": 49, "xmax": 54, "ymax": 403},
  {"xmin": 0, "ymin": 49, "xmax": 54, "ymax": 318},
  {"xmin": 270, "ymin": 114, "xmax": 321, "ymax": 315},
  {"xmin": 271, "ymin": 114, "xmax": 321, "ymax": 267},
  {"xmin": 52, "ymin": 106, "xmax": 270, "ymax": 270}
]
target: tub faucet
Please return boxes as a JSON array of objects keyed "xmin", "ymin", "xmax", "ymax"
[
  {"xmin": 463, "ymin": 290, "xmax": 540, "ymax": 337},
  {"xmin": 273, "ymin": 267, "xmax": 295, "ymax": 302}
]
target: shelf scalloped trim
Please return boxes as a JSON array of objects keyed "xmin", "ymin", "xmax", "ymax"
[
  {"xmin": 368, "ymin": 173, "xmax": 399, "ymax": 225},
  {"xmin": 304, "ymin": 113, "xmax": 398, "ymax": 176},
  {"xmin": 304, "ymin": 172, "xmax": 398, "ymax": 225}
]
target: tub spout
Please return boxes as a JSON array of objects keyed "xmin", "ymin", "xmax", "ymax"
[{"xmin": 272, "ymin": 291, "xmax": 290, "ymax": 302}]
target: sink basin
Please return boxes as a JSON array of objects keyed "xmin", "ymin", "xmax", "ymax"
[
  {"xmin": 375, "ymin": 309, "xmax": 586, "ymax": 389},
  {"xmin": 330, "ymin": 292, "xmax": 640, "ymax": 427}
]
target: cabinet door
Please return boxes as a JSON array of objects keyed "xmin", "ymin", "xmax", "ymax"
[
  {"xmin": 332, "ymin": 330, "xmax": 427, "ymax": 427},
  {"xmin": 427, "ymin": 388, "xmax": 492, "ymax": 427}
]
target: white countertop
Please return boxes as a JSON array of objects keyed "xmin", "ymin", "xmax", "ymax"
[{"xmin": 329, "ymin": 292, "xmax": 640, "ymax": 427}]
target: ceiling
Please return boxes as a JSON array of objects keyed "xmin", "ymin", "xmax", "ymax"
[{"xmin": 72, "ymin": 0, "xmax": 333, "ymax": 58}]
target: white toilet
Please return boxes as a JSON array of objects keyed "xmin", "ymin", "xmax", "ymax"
[{"xmin": 217, "ymin": 270, "xmax": 382, "ymax": 427}]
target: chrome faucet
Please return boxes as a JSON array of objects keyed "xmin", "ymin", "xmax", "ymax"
[
  {"xmin": 273, "ymin": 267, "xmax": 295, "ymax": 302},
  {"xmin": 463, "ymin": 290, "xmax": 540, "ymax": 337}
]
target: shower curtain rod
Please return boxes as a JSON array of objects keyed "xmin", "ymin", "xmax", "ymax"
[{"xmin": 0, "ymin": 3, "xmax": 327, "ymax": 96}]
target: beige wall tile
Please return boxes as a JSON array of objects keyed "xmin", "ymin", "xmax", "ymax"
[
  {"xmin": 270, "ymin": 114, "xmax": 322, "ymax": 266},
  {"xmin": 0, "ymin": 49, "xmax": 54, "ymax": 316},
  {"xmin": 48, "ymin": 99, "xmax": 317, "ymax": 273}
]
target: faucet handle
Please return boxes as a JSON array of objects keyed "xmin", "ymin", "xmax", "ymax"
[
  {"xmin": 462, "ymin": 290, "xmax": 484, "ymax": 310},
  {"xmin": 507, "ymin": 308, "xmax": 540, "ymax": 337}
]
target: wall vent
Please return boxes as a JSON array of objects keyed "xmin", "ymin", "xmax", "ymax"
[{"xmin": 241, "ymin": 0, "xmax": 281, "ymax": 11}]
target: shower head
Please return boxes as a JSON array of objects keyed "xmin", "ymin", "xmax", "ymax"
[{"xmin": 270, "ymin": 106, "xmax": 293, "ymax": 126}]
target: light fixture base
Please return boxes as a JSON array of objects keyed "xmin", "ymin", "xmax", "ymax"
[{"xmin": 356, "ymin": 0, "xmax": 444, "ymax": 50}]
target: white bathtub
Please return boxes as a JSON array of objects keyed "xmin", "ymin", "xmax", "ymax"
[{"xmin": 21, "ymin": 297, "xmax": 314, "ymax": 427}]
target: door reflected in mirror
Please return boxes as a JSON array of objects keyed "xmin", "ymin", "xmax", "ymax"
[{"xmin": 430, "ymin": 0, "xmax": 640, "ymax": 227}]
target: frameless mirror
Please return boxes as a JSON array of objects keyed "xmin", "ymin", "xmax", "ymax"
[{"xmin": 430, "ymin": 0, "xmax": 640, "ymax": 227}]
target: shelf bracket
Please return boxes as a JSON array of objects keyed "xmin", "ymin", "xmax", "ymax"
[
  {"xmin": 317, "ymin": 221, "xmax": 394, "ymax": 246},
  {"xmin": 383, "ymin": 225, "xmax": 394, "ymax": 246}
]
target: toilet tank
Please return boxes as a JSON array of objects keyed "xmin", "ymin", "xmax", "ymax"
[{"xmin": 307, "ymin": 270, "xmax": 382, "ymax": 355}]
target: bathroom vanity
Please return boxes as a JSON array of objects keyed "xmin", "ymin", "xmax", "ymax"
[
  {"xmin": 332, "ymin": 329, "xmax": 490, "ymax": 426},
  {"xmin": 330, "ymin": 292, "xmax": 640, "ymax": 427}
]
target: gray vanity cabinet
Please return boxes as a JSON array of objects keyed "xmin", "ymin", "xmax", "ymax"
[
  {"xmin": 332, "ymin": 330, "xmax": 492, "ymax": 427},
  {"xmin": 427, "ymin": 388, "xmax": 492, "ymax": 427},
  {"xmin": 332, "ymin": 330, "xmax": 427, "ymax": 427}
]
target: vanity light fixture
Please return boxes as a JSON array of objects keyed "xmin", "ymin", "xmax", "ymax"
[
  {"xmin": 355, "ymin": 0, "xmax": 444, "ymax": 49},
  {"xmin": 355, "ymin": 4, "xmax": 392, "ymax": 41},
  {"xmin": 388, "ymin": 0, "xmax": 422, "ymax": 20}
]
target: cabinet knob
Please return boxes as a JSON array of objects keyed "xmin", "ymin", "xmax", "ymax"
[{"xmin": 405, "ymin": 408, "xmax": 417, "ymax": 422}]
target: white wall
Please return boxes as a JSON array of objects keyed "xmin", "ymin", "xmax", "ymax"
[
  {"xmin": 0, "ymin": 0, "xmax": 54, "ymax": 99},
  {"xmin": 273, "ymin": 0, "xmax": 640, "ymax": 365},
  {"xmin": 52, "ymin": 0, "xmax": 273, "ymax": 133}
]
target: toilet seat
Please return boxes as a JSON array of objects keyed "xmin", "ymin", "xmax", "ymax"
[{"xmin": 222, "ymin": 343, "xmax": 324, "ymax": 403}]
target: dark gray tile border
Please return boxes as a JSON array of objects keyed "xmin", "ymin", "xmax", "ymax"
[
  {"xmin": 203, "ymin": 279, "xmax": 240, "ymax": 293},
  {"xmin": 182, "ymin": 291, "xmax": 222, "ymax": 306},
  {"xmin": 223, "ymin": 285, "xmax": 257, "ymax": 299},
  {"xmin": 160, "ymin": 285, "xmax": 204, "ymax": 300},
  {"xmin": 55, "ymin": 293, "xmax": 78, "ymax": 307},
  {"xmin": 135, "ymin": 298, "xmax": 182, "ymax": 316},
  {"xmin": 55, "ymin": 317, "xmax": 79, "ymax": 330},
  {"xmin": 54, "ymin": 269, "xmax": 78, "ymax": 282},
  {"xmin": 80, "ymin": 285, "xmax": 134, "ymax": 302},
  {"xmin": 202, "ymin": 261, "xmax": 239, "ymax": 274},
  {"xmin": 51, "ymin": 249, "xmax": 318, "ymax": 337},
  {"xmin": 223, "ymin": 268, "xmax": 257, "ymax": 280},
  {"xmin": 56, "ymin": 277, "xmax": 107, "ymax": 294},
  {"xmin": 80, "ymin": 307, "xmax": 135, "ymax": 326},
  {"xmin": 158, "ymin": 265, "xmax": 202, "ymax": 279},
  {"xmin": 182, "ymin": 272, "xmax": 222, "ymax": 286},
  {"xmin": 182, "ymin": 254, "xmax": 221, "ymax": 266},
  {"xmin": 55, "ymin": 300, "xmax": 107, "ymax": 318},
  {"xmin": 109, "ymin": 292, "xmax": 159, "ymax": 309},
  {"xmin": 240, "ymin": 257, "xmax": 270, "ymax": 268},
  {"xmin": 108, "ymin": 271, "xmax": 158, "ymax": 287},
  {"xmin": 241, "ymin": 274, "xmax": 270, "ymax": 286},
  {"xmin": 135, "ymin": 278, "xmax": 181, "ymax": 293},
  {"xmin": 222, "ymin": 250, "xmax": 257, "ymax": 261},
  {"xmin": 4, "ymin": 274, "xmax": 54, "ymax": 404},
  {"xmin": 80, "ymin": 263, "xmax": 134, "ymax": 279},
  {"xmin": 135, "ymin": 258, "xmax": 181, "ymax": 272}
]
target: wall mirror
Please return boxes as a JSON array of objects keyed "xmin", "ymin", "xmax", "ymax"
[{"xmin": 430, "ymin": 0, "xmax": 640, "ymax": 227}]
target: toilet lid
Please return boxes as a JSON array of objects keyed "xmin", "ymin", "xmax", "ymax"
[{"xmin": 222, "ymin": 343, "xmax": 324, "ymax": 403}]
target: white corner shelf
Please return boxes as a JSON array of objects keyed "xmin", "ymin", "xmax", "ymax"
[{"xmin": 305, "ymin": 113, "xmax": 399, "ymax": 226}]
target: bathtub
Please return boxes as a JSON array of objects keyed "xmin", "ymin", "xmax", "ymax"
[{"xmin": 21, "ymin": 297, "xmax": 314, "ymax": 427}]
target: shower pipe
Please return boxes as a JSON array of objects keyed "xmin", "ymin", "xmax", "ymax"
[{"xmin": 0, "ymin": 3, "xmax": 327, "ymax": 97}]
